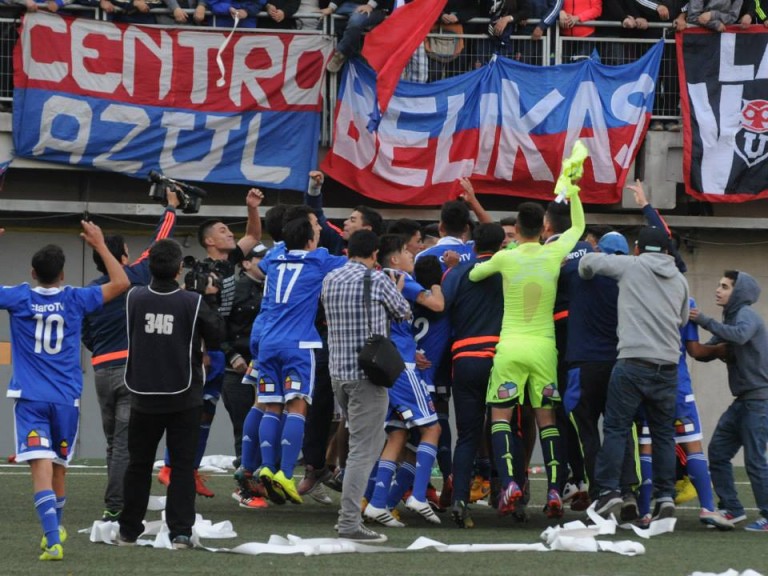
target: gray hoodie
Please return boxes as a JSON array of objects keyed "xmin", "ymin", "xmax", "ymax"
[
  {"xmin": 578, "ymin": 252, "xmax": 689, "ymax": 365},
  {"xmin": 694, "ymin": 271, "xmax": 768, "ymax": 400}
]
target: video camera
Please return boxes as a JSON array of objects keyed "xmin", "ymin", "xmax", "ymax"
[
  {"xmin": 182, "ymin": 256, "xmax": 234, "ymax": 296},
  {"xmin": 148, "ymin": 170, "xmax": 207, "ymax": 215}
]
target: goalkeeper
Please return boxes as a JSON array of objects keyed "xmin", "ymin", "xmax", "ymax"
[{"xmin": 469, "ymin": 142, "xmax": 587, "ymax": 519}]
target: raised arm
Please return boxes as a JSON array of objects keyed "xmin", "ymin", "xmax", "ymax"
[
  {"xmin": 81, "ymin": 221, "xmax": 130, "ymax": 304},
  {"xmin": 236, "ymin": 188, "xmax": 264, "ymax": 256}
]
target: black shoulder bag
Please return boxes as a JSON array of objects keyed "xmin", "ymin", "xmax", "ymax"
[{"xmin": 357, "ymin": 268, "xmax": 405, "ymax": 388}]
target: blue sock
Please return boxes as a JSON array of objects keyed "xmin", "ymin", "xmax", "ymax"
[
  {"xmin": 639, "ymin": 454, "xmax": 653, "ymax": 516},
  {"xmin": 437, "ymin": 414, "xmax": 452, "ymax": 480},
  {"xmin": 491, "ymin": 420, "xmax": 514, "ymax": 488},
  {"xmin": 34, "ymin": 490, "xmax": 59, "ymax": 547},
  {"xmin": 386, "ymin": 462, "xmax": 416, "ymax": 509},
  {"xmin": 241, "ymin": 407, "xmax": 264, "ymax": 472},
  {"xmin": 55, "ymin": 496, "xmax": 66, "ymax": 525},
  {"xmin": 259, "ymin": 412, "xmax": 282, "ymax": 473},
  {"xmin": 413, "ymin": 442, "xmax": 438, "ymax": 502},
  {"xmin": 277, "ymin": 412, "xmax": 288, "ymax": 468},
  {"xmin": 280, "ymin": 413, "xmax": 306, "ymax": 479},
  {"xmin": 370, "ymin": 460, "xmax": 397, "ymax": 509},
  {"xmin": 364, "ymin": 462, "xmax": 379, "ymax": 502},
  {"xmin": 687, "ymin": 451, "xmax": 715, "ymax": 511}
]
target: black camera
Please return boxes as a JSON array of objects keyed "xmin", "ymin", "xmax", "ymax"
[
  {"xmin": 148, "ymin": 170, "xmax": 207, "ymax": 215},
  {"xmin": 182, "ymin": 256, "xmax": 234, "ymax": 296}
]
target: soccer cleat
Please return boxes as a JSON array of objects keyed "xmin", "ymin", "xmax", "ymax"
[
  {"xmin": 426, "ymin": 484, "xmax": 444, "ymax": 513},
  {"xmin": 338, "ymin": 524, "xmax": 388, "ymax": 543},
  {"xmin": 171, "ymin": 535, "xmax": 193, "ymax": 549},
  {"xmin": 511, "ymin": 503, "xmax": 530, "ymax": 523},
  {"xmin": 194, "ymin": 469, "xmax": 215, "ymax": 498},
  {"xmin": 39, "ymin": 543, "xmax": 63, "ymax": 561},
  {"xmin": 652, "ymin": 500, "xmax": 676, "ymax": 521},
  {"xmin": 594, "ymin": 491, "xmax": 623, "ymax": 518},
  {"xmin": 620, "ymin": 493, "xmax": 639, "ymax": 523},
  {"xmin": 469, "ymin": 475, "xmax": 491, "ymax": 503},
  {"xmin": 745, "ymin": 518, "xmax": 768, "ymax": 532},
  {"xmin": 451, "ymin": 500, "xmax": 474, "ymax": 529},
  {"xmin": 570, "ymin": 490, "xmax": 591, "ymax": 512},
  {"xmin": 544, "ymin": 489, "xmax": 564, "ymax": 519},
  {"xmin": 309, "ymin": 483, "xmax": 334, "ymax": 505},
  {"xmin": 233, "ymin": 489, "xmax": 269, "ymax": 509},
  {"xmin": 298, "ymin": 465, "xmax": 332, "ymax": 496},
  {"xmin": 234, "ymin": 466, "xmax": 262, "ymax": 497},
  {"xmin": 363, "ymin": 503, "xmax": 405, "ymax": 528},
  {"xmin": 40, "ymin": 526, "xmax": 68, "ymax": 550},
  {"xmin": 719, "ymin": 509, "xmax": 747, "ymax": 524},
  {"xmin": 273, "ymin": 470, "xmax": 303, "ymax": 504},
  {"xmin": 674, "ymin": 476, "xmax": 697, "ymax": 504},
  {"xmin": 699, "ymin": 509, "xmax": 734, "ymax": 531},
  {"xmin": 259, "ymin": 468, "xmax": 287, "ymax": 505},
  {"xmin": 497, "ymin": 480, "xmax": 523, "ymax": 517},
  {"xmin": 634, "ymin": 514, "xmax": 652, "ymax": 529},
  {"xmin": 390, "ymin": 508, "xmax": 402, "ymax": 522},
  {"xmin": 101, "ymin": 510, "xmax": 121, "ymax": 523},
  {"xmin": 406, "ymin": 495, "xmax": 442, "ymax": 524},
  {"xmin": 157, "ymin": 465, "xmax": 171, "ymax": 487},
  {"xmin": 439, "ymin": 475, "xmax": 453, "ymax": 511},
  {"xmin": 562, "ymin": 480, "xmax": 580, "ymax": 503}
]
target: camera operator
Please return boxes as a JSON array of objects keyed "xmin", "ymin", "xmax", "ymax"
[
  {"xmin": 117, "ymin": 239, "xmax": 225, "ymax": 549},
  {"xmin": 221, "ymin": 243, "xmax": 267, "ymax": 503},
  {"xmin": 157, "ymin": 188, "xmax": 263, "ymax": 497},
  {"xmin": 82, "ymin": 188, "xmax": 179, "ymax": 523}
]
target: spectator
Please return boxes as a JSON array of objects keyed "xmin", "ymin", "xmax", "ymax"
[
  {"xmin": 559, "ymin": 0, "xmax": 602, "ymax": 62},
  {"xmin": 687, "ymin": 0, "xmax": 743, "ymax": 31},
  {"xmin": 259, "ymin": 0, "xmax": 300, "ymax": 28},
  {"xmin": 321, "ymin": 229, "xmax": 411, "ymax": 542},
  {"xmin": 323, "ymin": 0, "xmax": 392, "ymax": 73},
  {"xmin": 739, "ymin": 0, "xmax": 768, "ymax": 26},
  {"xmin": 209, "ymin": 0, "xmax": 263, "ymax": 27}
]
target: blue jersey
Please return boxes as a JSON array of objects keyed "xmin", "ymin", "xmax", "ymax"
[
  {"xmin": 678, "ymin": 297, "xmax": 699, "ymax": 395},
  {"xmin": 0, "ymin": 283, "xmax": 103, "ymax": 405},
  {"xmin": 251, "ymin": 242, "xmax": 285, "ymax": 355},
  {"xmin": 384, "ymin": 270, "xmax": 426, "ymax": 363},
  {"xmin": 413, "ymin": 305, "xmax": 451, "ymax": 386},
  {"xmin": 258, "ymin": 248, "xmax": 346, "ymax": 349},
  {"xmin": 415, "ymin": 237, "xmax": 475, "ymax": 272}
]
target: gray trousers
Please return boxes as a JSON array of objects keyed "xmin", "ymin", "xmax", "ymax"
[
  {"xmin": 94, "ymin": 365, "xmax": 132, "ymax": 512},
  {"xmin": 332, "ymin": 378, "xmax": 388, "ymax": 534}
]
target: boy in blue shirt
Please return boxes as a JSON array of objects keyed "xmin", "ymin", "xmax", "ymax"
[{"xmin": 0, "ymin": 222, "xmax": 129, "ymax": 560}]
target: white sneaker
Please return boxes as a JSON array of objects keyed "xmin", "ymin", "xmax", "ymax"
[
  {"xmin": 309, "ymin": 483, "xmax": 333, "ymax": 505},
  {"xmin": 405, "ymin": 495, "xmax": 441, "ymax": 525},
  {"xmin": 326, "ymin": 52, "xmax": 347, "ymax": 74},
  {"xmin": 362, "ymin": 504, "xmax": 405, "ymax": 528},
  {"xmin": 699, "ymin": 509, "xmax": 734, "ymax": 531}
]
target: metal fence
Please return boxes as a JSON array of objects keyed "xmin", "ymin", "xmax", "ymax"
[{"xmin": 0, "ymin": 12, "xmax": 682, "ymax": 129}]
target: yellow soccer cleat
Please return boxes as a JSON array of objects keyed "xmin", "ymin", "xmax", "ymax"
[
  {"xmin": 675, "ymin": 476, "xmax": 698, "ymax": 504},
  {"xmin": 40, "ymin": 526, "xmax": 67, "ymax": 550},
  {"xmin": 273, "ymin": 470, "xmax": 303, "ymax": 504},
  {"xmin": 39, "ymin": 543, "xmax": 63, "ymax": 561}
]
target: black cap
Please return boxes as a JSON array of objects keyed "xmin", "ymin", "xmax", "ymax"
[
  {"xmin": 247, "ymin": 243, "xmax": 268, "ymax": 259},
  {"xmin": 636, "ymin": 226, "xmax": 670, "ymax": 254}
]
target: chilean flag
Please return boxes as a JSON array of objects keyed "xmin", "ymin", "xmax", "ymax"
[{"xmin": 361, "ymin": 0, "xmax": 447, "ymax": 115}]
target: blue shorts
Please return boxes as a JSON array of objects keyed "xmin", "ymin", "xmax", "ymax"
[
  {"xmin": 257, "ymin": 345, "xmax": 316, "ymax": 404},
  {"xmin": 386, "ymin": 366, "xmax": 438, "ymax": 429},
  {"xmin": 638, "ymin": 389, "xmax": 702, "ymax": 445},
  {"xmin": 14, "ymin": 399, "xmax": 79, "ymax": 466}
]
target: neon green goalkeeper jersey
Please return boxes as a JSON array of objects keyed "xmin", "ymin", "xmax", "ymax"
[{"xmin": 469, "ymin": 194, "xmax": 584, "ymax": 341}]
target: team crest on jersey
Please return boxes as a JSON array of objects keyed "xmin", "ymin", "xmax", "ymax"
[
  {"xmin": 25, "ymin": 430, "xmax": 50, "ymax": 449},
  {"xmin": 735, "ymin": 99, "xmax": 768, "ymax": 168},
  {"xmin": 542, "ymin": 384, "xmax": 560, "ymax": 399},
  {"xmin": 285, "ymin": 375, "xmax": 302, "ymax": 390},
  {"xmin": 674, "ymin": 418, "xmax": 695, "ymax": 435},
  {"xmin": 497, "ymin": 382, "xmax": 518, "ymax": 400},
  {"xmin": 59, "ymin": 440, "xmax": 69, "ymax": 458},
  {"xmin": 259, "ymin": 377, "xmax": 275, "ymax": 394}
]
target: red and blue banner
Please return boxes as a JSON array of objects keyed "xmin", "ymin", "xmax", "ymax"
[
  {"xmin": 13, "ymin": 12, "xmax": 332, "ymax": 192},
  {"xmin": 678, "ymin": 28, "xmax": 768, "ymax": 203},
  {"xmin": 323, "ymin": 41, "xmax": 663, "ymax": 205}
]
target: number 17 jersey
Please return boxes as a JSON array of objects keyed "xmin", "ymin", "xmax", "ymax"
[
  {"xmin": 259, "ymin": 249, "xmax": 346, "ymax": 349},
  {"xmin": 0, "ymin": 284, "xmax": 103, "ymax": 406}
]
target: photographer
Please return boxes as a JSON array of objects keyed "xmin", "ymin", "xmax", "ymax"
[
  {"xmin": 158, "ymin": 188, "xmax": 263, "ymax": 497},
  {"xmin": 82, "ymin": 188, "xmax": 179, "ymax": 523},
  {"xmin": 118, "ymin": 239, "xmax": 225, "ymax": 549}
]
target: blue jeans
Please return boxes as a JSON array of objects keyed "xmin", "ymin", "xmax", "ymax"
[
  {"xmin": 334, "ymin": 2, "xmax": 386, "ymax": 57},
  {"xmin": 595, "ymin": 359, "xmax": 677, "ymax": 500},
  {"xmin": 708, "ymin": 398, "xmax": 768, "ymax": 519}
]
